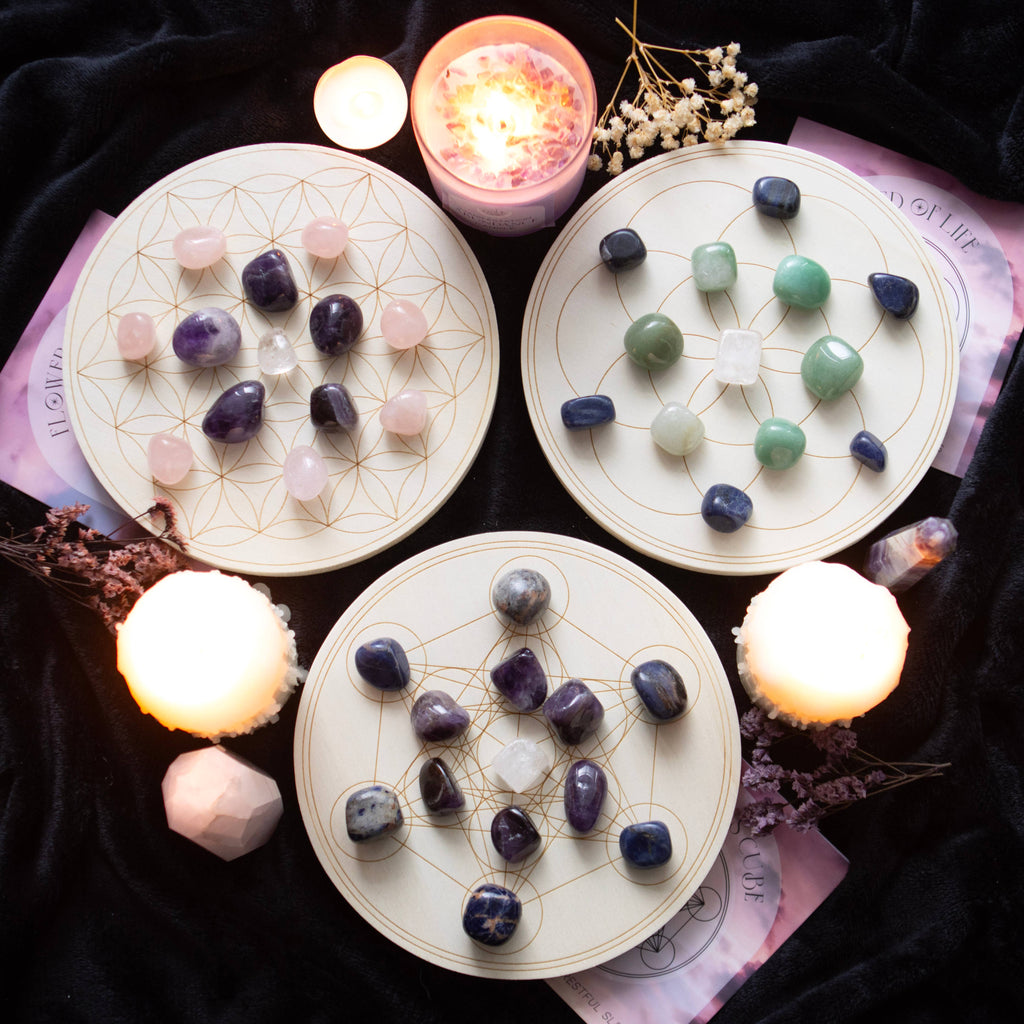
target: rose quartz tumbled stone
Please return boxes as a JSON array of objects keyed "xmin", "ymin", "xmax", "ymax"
[
  {"xmin": 379, "ymin": 389, "xmax": 428, "ymax": 435},
  {"xmin": 147, "ymin": 432, "xmax": 193, "ymax": 485},
  {"xmin": 172, "ymin": 225, "xmax": 227, "ymax": 269},
  {"xmin": 381, "ymin": 299, "xmax": 429, "ymax": 350},
  {"xmin": 283, "ymin": 444, "xmax": 328, "ymax": 501},
  {"xmin": 301, "ymin": 216, "xmax": 349, "ymax": 259},
  {"xmin": 117, "ymin": 311, "xmax": 157, "ymax": 360}
]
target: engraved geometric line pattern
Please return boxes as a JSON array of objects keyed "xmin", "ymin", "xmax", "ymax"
[{"xmin": 65, "ymin": 145, "xmax": 498, "ymax": 574}]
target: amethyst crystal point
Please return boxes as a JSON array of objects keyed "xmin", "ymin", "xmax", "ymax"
[
  {"xmin": 850, "ymin": 429, "xmax": 887, "ymax": 472},
  {"xmin": 345, "ymin": 785, "xmax": 403, "ymax": 841},
  {"xmin": 700, "ymin": 483, "xmax": 753, "ymax": 533},
  {"xmin": 463, "ymin": 883, "xmax": 521, "ymax": 946},
  {"xmin": 864, "ymin": 516, "xmax": 957, "ymax": 593},
  {"xmin": 619, "ymin": 820, "xmax": 672, "ymax": 868},
  {"xmin": 564, "ymin": 759, "xmax": 607, "ymax": 832},
  {"xmin": 630, "ymin": 659, "xmax": 689, "ymax": 720},
  {"xmin": 868, "ymin": 272, "xmax": 919, "ymax": 320},
  {"xmin": 310, "ymin": 294, "xmax": 364, "ymax": 356},
  {"xmin": 490, "ymin": 805, "xmax": 541, "ymax": 863},
  {"xmin": 543, "ymin": 679, "xmax": 604, "ymax": 745},
  {"xmin": 492, "ymin": 568, "xmax": 551, "ymax": 626},
  {"xmin": 172, "ymin": 307, "xmax": 242, "ymax": 367},
  {"xmin": 490, "ymin": 647, "xmax": 547, "ymax": 711},
  {"xmin": 599, "ymin": 228, "xmax": 647, "ymax": 272},
  {"xmin": 201, "ymin": 380, "xmax": 265, "ymax": 443},
  {"xmin": 310, "ymin": 382, "xmax": 358, "ymax": 432},
  {"xmin": 242, "ymin": 249, "xmax": 298, "ymax": 311},
  {"xmin": 419, "ymin": 757, "xmax": 465, "ymax": 814},
  {"xmin": 410, "ymin": 689, "xmax": 470, "ymax": 742},
  {"xmin": 354, "ymin": 637, "xmax": 410, "ymax": 691}
]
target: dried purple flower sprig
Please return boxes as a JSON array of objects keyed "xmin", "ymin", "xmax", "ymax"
[
  {"xmin": 738, "ymin": 706, "xmax": 950, "ymax": 836},
  {"xmin": 0, "ymin": 500, "xmax": 189, "ymax": 633}
]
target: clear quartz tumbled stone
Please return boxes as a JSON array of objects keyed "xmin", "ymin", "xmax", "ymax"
[
  {"xmin": 257, "ymin": 327, "xmax": 298, "ymax": 374},
  {"xmin": 714, "ymin": 328, "xmax": 763, "ymax": 386},
  {"xmin": 492, "ymin": 737, "xmax": 552, "ymax": 793}
]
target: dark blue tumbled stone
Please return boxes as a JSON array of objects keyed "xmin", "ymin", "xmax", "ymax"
[
  {"xmin": 561, "ymin": 394, "xmax": 616, "ymax": 431},
  {"xmin": 850, "ymin": 429, "xmax": 887, "ymax": 472},
  {"xmin": 700, "ymin": 483, "xmax": 753, "ymax": 533},
  {"xmin": 419, "ymin": 756, "xmax": 465, "ymax": 814},
  {"xmin": 490, "ymin": 805, "xmax": 541, "ymax": 863},
  {"xmin": 543, "ymin": 678, "xmax": 604, "ymax": 745},
  {"xmin": 310, "ymin": 382, "xmax": 358, "ymax": 432},
  {"xmin": 599, "ymin": 228, "xmax": 647, "ymax": 272},
  {"xmin": 201, "ymin": 380, "xmax": 265, "ymax": 443},
  {"xmin": 619, "ymin": 820, "xmax": 672, "ymax": 868},
  {"xmin": 630, "ymin": 659, "xmax": 689, "ymax": 720},
  {"xmin": 492, "ymin": 568, "xmax": 551, "ymax": 626},
  {"xmin": 242, "ymin": 249, "xmax": 299, "ymax": 311},
  {"xmin": 345, "ymin": 785, "xmax": 403, "ymax": 841},
  {"xmin": 310, "ymin": 294, "xmax": 364, "ymax": 356},
  {"xmin": 354, "ymin": 637, "xmax": 410, "ymax": 691},
  {"xmin": 868, "ymin": 272, "xmax": 919, "ymax": 320},
  {"xmin": 410, "ymin": 689, "xmax": 470, "ymax": 741},
  {"xmin": 462, "ymin": 883, "xmax": 521, "ymax": 945},
  {"xmin": 564, "ymin": 759, "xmax": 607, "ymax": 832},
  {"xmin": 490, "ymin": 647, "xmax": 548, "ymax": 711},
  {"xmin": 752, "ymin": 176, "xmax": 800, "ymax": 219}
]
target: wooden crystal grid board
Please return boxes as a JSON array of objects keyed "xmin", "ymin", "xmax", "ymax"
[
  {"xmin": 64, "ymin": 144, "xmax": 498, "ymax": 575},
  {"xmin": 294, "ymin": 532, "xmax": 740, "ymax": 979},
  {"xmin": 523, "ymin": 141, "xmax": 959, "ymax": 575}
]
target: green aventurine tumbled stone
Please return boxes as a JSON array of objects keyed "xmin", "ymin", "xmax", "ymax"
[
  {"xmin": 801, "ymin": 336, "xmax": 864, "ymax": 400},
  {"xmin": 624, "ymin": 313, "xmax": 684, "ymax": 370},
  {"xmin": 754, "ymin": 417, "xmax": 806, "ymax": 469},
  {"xmin": 691, "ymin": 241, "xmax": 737, "ymax": 292},
  {"xmin": 773, "ymin": 254, "xmax": 831, "ymax": 309}
]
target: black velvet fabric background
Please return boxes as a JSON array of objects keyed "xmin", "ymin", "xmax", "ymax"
[{"xmin": 2, "ymin": 1, "xmax": 1023, "ymax": 1021}]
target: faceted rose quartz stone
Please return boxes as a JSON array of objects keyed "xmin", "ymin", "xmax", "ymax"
[
  {"xmin": 117, "ymin": 312, "xmax": 157, "ymax": 360},
  {"xmin": 301, "ymin": 216, "xmax": 349, "ymax": 259},
  {"xmin": 147, "ymin": 432, "xmax": 193, "ymax": 486},
  {"xmin": 282, "ymin": 445, "xmax": 328, "ymax": 501},
  {"xmin": 379, "ymin": 389, "xmax": 427, "ymax": 435},
  {"xmin": 381, "ymin": 299, "xmax": 429, "ymax": 350},
  {"xmin": 172, "ymin": 225, "xmax": 227, "ymax": 270},
  {"xmin": 161, "ymin": 745, "xmax": 283, "ymax": 861}
]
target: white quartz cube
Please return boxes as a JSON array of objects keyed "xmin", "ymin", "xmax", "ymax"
[
  {"xmin": 492, "ymin": 737, "xmax": 552, "ymax": 793},
  {"xmin": 714, "ymin": 328, "xmax": 763, "ymax": 386}
]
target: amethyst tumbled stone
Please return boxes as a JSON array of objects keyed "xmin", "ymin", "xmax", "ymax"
[
  {"xmin": 310, "ymin": 294, "xmax": 364, "ymax": 356},
  {"xmin": 419, "ymin": 756, "xmax": 465, "ymax": 814},
  {"xmin": 490, "ymin": 805, "xmax": 541, "ymax": 863},
  {"xmin": 630, "ymin": 659, "xmax": 689, "ymax": 720},
  {"xmin": 490, "ymin": 647, "xmax": 547, "ymax": 711},
  {"xmin": 172, "ymin": 307, "xmax": 241, "ymax": 367},
  {"xmin": 462, "ymin": 883, "xmax": 521, "ymax": 946},
  {"xmin": 620, "ymin": 820, "xmax": 672, "ymax": 868},
  {"xmin": 564, "ymin": 759, "xmax": 607, "ymax": 832},
  {"xmin": 544, "ymin": 679, "xmax": 604, "ymax": 745},
  {"xmin": 410, "ymin": 689, "xmax": 470, "ymax": 742},
  {"xmin": 242, "ymin": 249, "xmax": 298, "ymax": 311},
  {"xmin": 201, "ymin": 380, "xmax": 265, "ymax": 443},
  {"xmin": 310, "ymin": 382, "xmax": 358, "ymax": 432},
  {"xmin": 492, "ymin": 568, "xmax": 550, "ymax": 626},
  {"xmin": 354, "ymin": 637, "xmax": 410, "ymax": 691}
]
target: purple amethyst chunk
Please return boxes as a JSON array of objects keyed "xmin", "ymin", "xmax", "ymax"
[
  {"xmin": 489, "ymin": 648, "xmax": 547, "ymax": 711},
  {"xmin": 419, "ymin": 756, "xmax": 465, "ymax": 814},
  {"xmin": 410, "ymin": 689, "xmax": 470, "ymax": 742},
  {"xmin": 201, "ymin": 380, "xmax": 265, "ymax": 443},
  {"xmin": 564, "ymin": 759, "xmax": 607, "ymax": 832},
  {"xmin": 172, "ymin": 307, "xmax": 241, "ymax": 367},
  {"xmin": 490, "ymin": 805, "xmax": 541, "ymax": 863},
  {"xmin": 310, "ymin": 294, "xmax": 364, "ymax": 356},
  {"xmin": 242, "ymin": 249, "xmax": 298, "ymax": 311},
  {"xmin": 543, "ymin": 678, "xmax": 604, "ymax": 745},
  {"xmin": 310, "ymin": 382, "xmax": 358, "ymax": 432}
]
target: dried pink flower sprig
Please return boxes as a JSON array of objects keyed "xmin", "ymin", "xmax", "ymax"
[
  {"xmin": 589, "ymin": 2, "xmax": 758, "ymax": 175},
  {"xmin": 0, "ymin": 500, "xmax": 189, "ymax": 632},
  {"xmin": 738, "ymin": 706, "xmax": 949, "ymax": 836}
]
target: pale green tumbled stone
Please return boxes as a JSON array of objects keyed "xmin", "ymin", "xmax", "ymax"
[
  {"xmin": 754, "ymin": 417, "xmax": 806, "ymax": 469},
  {"xmin": 773, "ymin": 254, "xmax": 831, "ymax": 309},
  {"xmin": 801, "ymin": 336, "xmax": 864, "ymax": 400},
  {"xmin": 624, "ymin": 313, "xmax": 684, "ymax": 370},
  {"xmin": 651, "ymin": 402, "xmax": 705, "ymax": 456},
  {"xmin": 691, "ymin": 242, "xmax": 737, "ymax": 292}
]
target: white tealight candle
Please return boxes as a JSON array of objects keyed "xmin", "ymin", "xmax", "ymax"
[
  {"xmin": 313, "ymin": 55, "xmax": 408, "ymax": 149},
  {"xmin": 116, "ymin": 570, "xmax": 304, "ymax": 739},
  {"xmin": 734, "ymin": 561, "xmax": 910, "ymax": 729}
]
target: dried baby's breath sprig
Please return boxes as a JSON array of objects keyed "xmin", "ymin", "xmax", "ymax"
[{"xmin": 589, "ymin": 1, "xmax": 758, "ymax": 174}]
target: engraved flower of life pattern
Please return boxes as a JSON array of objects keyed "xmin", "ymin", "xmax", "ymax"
[{"xmin": 66, "ymin": 148, "xmax": 497, "ymax": 573}]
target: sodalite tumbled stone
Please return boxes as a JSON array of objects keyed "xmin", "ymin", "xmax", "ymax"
[
  {"xmin": 173, "ymin": 307, "xmax": 241, "ymax": 367},
  {"xmin": 752, "ymin": 176, "xmax": 801, "ymax": 219},
  {"xmin": 850, "ymin": 429, "xmax": 887, "ymax": 472},
  {"xmin": 310, "ymin": 294, "xmax": 364, "ymax": 355},
  {"xmin": 801, "ymin": 335, "xmax": 864, "ymax": 400},
  {"xmin": 354, "ymin": 637, "xmax": 410, "ymax": 691},
  {"xmin": 345, "ymin": 785, "xmax": 403, "ymax": 841},
  {"xmin": 630, "ymin": 659, "xmax": 689, "ymax": 720},
  {"xmin": 599, "ymin": 228, "xmax": 646, "ymax": 272},
  {"xmin": 651, "ymin": 402, "xmax": 704, "ymax": 456},
  {"xmin": 492, "ymin": 568, "xmax": 551, "ymax": 626},
  {"xmin": 773, "ymin": 254, "xmax": 831, "ymax": 309},
  {"xmin": 544, "ymin": 679, "xmax": 604, "ymax": 744},
  {"xmin": 561, "ymin": 394, "xmax": 615, "ymax": 430},
  {"xmin": 419, "ymin": 756, "xmax": 464, "ymax": 814},
  {"xmin": 691, "ymin": 241, "xmax": 737, "ymax": 292},
  {"xmin": 490, "ymin": 647, "xmax": 547, "ymax": 711},
  {"xmin": 310, "ymin": 382, "xmax": 358, "ymax": 432},
  {"xmin": 491, "ymin": 805, "xmax": 541, "ymax": 863},
  {"xmin": 564, "ymin": 759, "xmax": 607, "ymax": 832},
  {"xmin": 624, "ymin": 313, "xmax": 684, "ymax": 371},
  {"xmin": 754, "ymin": 417, "xmax": 806, "ymax": 470},
  {"xmin": 410, "ymin": 689, "xmax": 470, "ymax": 742},
  {"xmin": 462, "ymin": 883, "xmax": 521, "ymax": 946},
  {"xmin": 701, "ymin": 483, "xmax": 753, "ymax": 533},
  {"xmin": 869, "ymin": 272, "xmax": 919, "ymax": 319},
  {"xmin": 201, "ymin": 380, "xmax": 265, "ymax": 443},
  {"xmin": 619, "ymin": 820, "xmax": 672, "ymax": 868},
  {"xmin": 242, "ymin": 249, "xmax": 298, "ymax": 311}
]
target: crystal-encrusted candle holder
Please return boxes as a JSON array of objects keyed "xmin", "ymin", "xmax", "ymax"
[{"xmin": 411, "ymin": 16, "xmax": 596, "ymax": 236}]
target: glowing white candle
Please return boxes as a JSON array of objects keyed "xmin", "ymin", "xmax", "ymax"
[
  {"xmin": 735, "ymin": 561, "xmax": 910, "ymax": 729},
  {"xmin": 314, "ymin": 55, "xmax": 408, "ymax": 149},
  {"xmin": 116, "ymin": 570, "xmax": 303, "ymax": 739}
]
